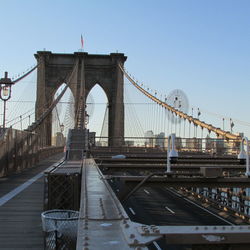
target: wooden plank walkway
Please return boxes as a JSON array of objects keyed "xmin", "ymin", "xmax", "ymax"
[{"xmin": 0, "ymin": 153, "xmax": 63, "ymax": 250}]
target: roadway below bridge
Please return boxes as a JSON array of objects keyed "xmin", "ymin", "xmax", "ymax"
[
  {"xmin": 122, "ymin": 186, "xmax": 235, "ymax": 250},
  {"xmin": 93, "ymin": 150, "xmax": 250, "ymax": 249},
  {"xmin": 122, "ymin": 186, "xmax": 233, "ymax": 226}
]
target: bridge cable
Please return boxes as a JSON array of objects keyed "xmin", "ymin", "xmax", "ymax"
[
  {"xmin": 26, "ymin": 59, "xmax": 78, "ymax": 132},
  {"xmin": 119, "ymin": 65, "xmax": 241, "ymax": 140},
  {"xmin": 13, "ymin": 65, "xmax": 38, "ymax": 84},
  {"xmin": 124, "ymin": 82, "xmax": 145, "ymax": 138},
  {"xmin": 99, "ymin": 104, "xmax": 109, "ymax": 142}
]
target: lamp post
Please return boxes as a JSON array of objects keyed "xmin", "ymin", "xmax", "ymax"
[
  {"xmin": 166, "ymin": 133, "xmax": 179, "ymax": 173},
  {"xmin": 238, "ymin": 137, "xmax": 250, "ymax": 176},
  {"xmin": 0, "ymin": 72, "xmax": 14, "ymax": 129}
]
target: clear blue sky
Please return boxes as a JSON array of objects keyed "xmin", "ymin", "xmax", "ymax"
[{"xmin": 0, "ymin": 0, "xmax": 249, "ymax": 136}]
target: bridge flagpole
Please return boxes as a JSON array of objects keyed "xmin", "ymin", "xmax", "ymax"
[{"xmin": 80, "ymin": 34, "xmax": 84, "ymax": 52}]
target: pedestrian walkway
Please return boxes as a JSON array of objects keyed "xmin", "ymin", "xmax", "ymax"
[{"xmin": 0, "ymin": 153, "xmax": 64, "ymax": 250}]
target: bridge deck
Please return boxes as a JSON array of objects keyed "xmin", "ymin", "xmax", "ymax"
[{"xmin": 0, "ymin": 153, "xmax": 63, "ymax": 249}]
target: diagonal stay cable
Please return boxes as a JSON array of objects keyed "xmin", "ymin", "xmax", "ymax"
[
  {"xmin": 26, "ymin": 59, "xmax": 79, "ymax": 132},
  {"xmin": 122, "ymin": 172, "xmax": 166, "ymax": 202}
]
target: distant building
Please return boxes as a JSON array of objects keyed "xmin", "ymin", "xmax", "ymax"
[
  {"xmin": 205, "ymin": 135, "xmax": 213, "ymax": 152},
  {"xmin": 155, "ymin": 132, "xmax": 165, "ymax": 148},
  {"xmin": 89, "ymin": 132, "xmax": 96, "ymax": 147},
  {"xmin": 52, "ymin": 132, "xmax": 66, "ymax": 147},
  {"xmin": 175, "ymin": 137, "xmax": 183, "ymax": 150},
  {"xmin": 96, "ymin": 140, "xmax": 108, "ymax": 147},
  {"xmin": 205, "ymin": 135, "xmax": 229, "ymax": 155},
  {"xmin": 215, "ymin": 139, "xmax": 226, "ymax": 155},
  {"xmin": 125, "ymin": 140, "xmax": 134, "ymax": 147},
  {"xmin": 164, "ymin": 135, "xmax": 182, "ymax": 151},
  {"xmin": 95, "ymin": 141, "xmax": 102, "ymax": 147},
  {"xmin": 228, "ymin": 132, "xmax": 243, "ymax": 154},
  {"xmin": 187, "ymin": 137, "xmax": 202, "ymax": 152},
  {"xmin": 145, "ymin": 130, "xmax": 154, "ymax": 147}
]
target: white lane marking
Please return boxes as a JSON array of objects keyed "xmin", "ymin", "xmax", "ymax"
[
  {"xmin": 165, "ymin": 206, "xmax": 175, "ymax": 214},
  {"xmin": 100, "ymin": 223, "xmax": 112, "ymax": 227},
  {"xmin": 129, "ymin": 207, "xmax": 136, "ymax": 215},
  {"xmin": 153, "ymin": 241, "xmax": 162, "ymax": 250},
  {"xmin": 0, "ymin": 171, "xmax": 44, "ymax": 206},
  {"xmin": 183, "ymin": 198, "xmax": 234, "ymax": 225},
  {"xmin": 103, "ymin": 241, "xmax": 120, "ymax": 245},
  {"xmin": 144, "ymin": 189, "xmax": 150, "ymax": 195}
]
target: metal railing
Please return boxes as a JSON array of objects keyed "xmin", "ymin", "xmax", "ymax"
[{"xmin": 181, "ymin": 187, "xmax": 250, "ymax": 220}]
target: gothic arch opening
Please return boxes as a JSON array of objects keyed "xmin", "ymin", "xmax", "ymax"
[
  {"xmin": 86, "ymin": 84, "xmax": 108, "ymax": 145},
  {"xmin": 51, "ymin": 83, "xmax": 75, "ymax": 146}
]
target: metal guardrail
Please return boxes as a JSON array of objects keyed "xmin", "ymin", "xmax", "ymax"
[{"xmin": 181, "ymin": 187, "xmax": 250, "ymax": 221}]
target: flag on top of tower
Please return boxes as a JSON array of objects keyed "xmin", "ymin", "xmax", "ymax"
[{"xmin": 81, "ymin": 34, "xmax": 84, "ymax": 49}]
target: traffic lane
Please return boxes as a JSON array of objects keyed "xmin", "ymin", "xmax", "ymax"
[{"xmin": 123, "ymin": 185, "xmax": 233, "ymax": 226}]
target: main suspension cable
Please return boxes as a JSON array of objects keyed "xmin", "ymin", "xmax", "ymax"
[{"xmin": 119, "ymin": 65, "xmax": 241, "ymax": 140}]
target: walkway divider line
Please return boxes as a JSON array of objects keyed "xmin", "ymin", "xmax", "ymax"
[
  {"xmin": 0, "ymin": 172, "xmax": 44, "ymax": 206},
  {"xmin": 0, "ymin": 158, "xmax": 65, "ymax": 207}
]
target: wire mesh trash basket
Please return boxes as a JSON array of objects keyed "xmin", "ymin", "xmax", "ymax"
[{"xmin": 41, "ymin": 209, "xmax": 79, "ymax": 250}]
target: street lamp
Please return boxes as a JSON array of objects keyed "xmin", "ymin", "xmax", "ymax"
[
  {"xmin": 0, "ymin": 72, "xmax": 14, "ymax": 129},
  {"xmin": 238, "ymin": 137, "xmax": 250, "ymax": 176},
  {"xmin": 166, "ymin": 133, "xmax": 179, "ymax": 173}
]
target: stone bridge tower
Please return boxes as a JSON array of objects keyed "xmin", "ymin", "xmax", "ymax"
[{"xmin": 35, "ymin": 51, "xmax": 127, "ymax": 147}]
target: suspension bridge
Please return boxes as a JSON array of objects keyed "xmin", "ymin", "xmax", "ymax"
[{"xmin": 0, "ymin": 50, "xmax": 250, "ymax": 250}]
